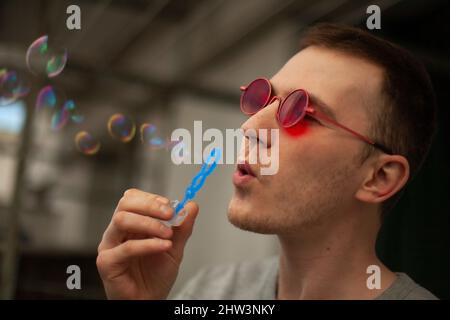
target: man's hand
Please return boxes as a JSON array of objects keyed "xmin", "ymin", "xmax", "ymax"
[{"xmin": 96, "ymin": 188, "xmax": 199, "ymax": 299}]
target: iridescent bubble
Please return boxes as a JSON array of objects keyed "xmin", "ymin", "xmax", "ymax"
[
  {"xmin": 107, "ymin": 113, "xmax": 136, "ymax": 143},
  {"xmin": 140, "ymin": 123, "xmax": 156, "ymax": 139},
  {"xmin": 150, "ymin": 137, "xmax": 164, "ymax": 148},
  {"xmin": 63, "ymin": 99, "xmax": 75, "ymax": 111},
  {"xmin": 51, "ymin": 106, "xmax": 70, "ymax": 131},
  {"xmin": 36, "ymin": 85, "xmax": 67, "ymax": 130},
  {"xmin": 63, "ymin": 100, "xmax": 84, "ymax": 124},
  {"xmin": 75, "ymin": 131, "xmax": 101, "ymax": 155},
  {"xmin": 0, "ymin": 69, "xmax": 30, "ymax": 106},
  {"xmin": 140, "ymin": 123, "xmax": 166, "ymax": 150},
  {"xmin": 36, "ymin": 85, "xmax": 63, "ymax": 110},
  {"xmin": 26, "ymin": 35, "xmax": 68, "ymax": 78},
  {"xmin": 36, "ymin": 86, "xmax": 82, "ymax": 130}
]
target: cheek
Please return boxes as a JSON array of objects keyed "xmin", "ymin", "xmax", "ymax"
[
  {"xmin": 277, "ymin": 130, "xmax": 336, "ymax": 184},
  {"xmin": 282, "ymin": 121, "xmax": 309, "ymax": 137}
]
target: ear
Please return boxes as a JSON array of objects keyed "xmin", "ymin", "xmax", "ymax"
[{"xmin": 355, "ymin": 155, "xmax": 410, "ymax": 204}]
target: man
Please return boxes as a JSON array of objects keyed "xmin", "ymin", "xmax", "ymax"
[{"xmin": 96, "ymin": 24, "xmax": 437, "ymax": 299}]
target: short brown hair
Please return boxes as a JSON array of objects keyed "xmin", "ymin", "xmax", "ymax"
[{"xmin": 299, "ymin": 23, "xmax": 437, "ymax": 216}]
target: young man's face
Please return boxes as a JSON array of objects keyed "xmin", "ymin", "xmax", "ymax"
[{"xmin": 228, "ymin": 46, "xmax": 385, "ymax": 235}]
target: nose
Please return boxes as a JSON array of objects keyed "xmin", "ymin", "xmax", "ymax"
[{"xmin": 240, "ymin": 100, "xmax": 280, "ymax": 148}]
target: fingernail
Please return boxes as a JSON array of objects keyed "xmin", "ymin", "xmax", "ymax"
[
  {"xmin": 156, "ymin": 197, "xmax": 170, "ymax": 205},
  {"xmin": 160, "ymin": 239, "xmax": 171, "ymax": 247},
  {"xmin": 160, "ymin": 223, "xmax": 171, "ymax": 232},
  {"xmin": 179, "ymin": 208, "xmax": 189, "ymax": 217},
  {"xmin": 159, "ymin": 203, "xmax": 172, "ymax": 214}
]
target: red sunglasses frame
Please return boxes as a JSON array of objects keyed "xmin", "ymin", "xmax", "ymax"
[{"xmin": 240, "ymin": 78, "xmax": 392, "ymax": 155}]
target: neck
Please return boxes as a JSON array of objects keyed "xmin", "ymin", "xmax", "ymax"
[{"xmin": 276, "ymin": 206, "xmax": 396, "ymax": 300}]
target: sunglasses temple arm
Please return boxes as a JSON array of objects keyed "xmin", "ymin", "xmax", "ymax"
[{"xmin": 307, "ymin": 109, "xmax": 377, "ymax": 146}]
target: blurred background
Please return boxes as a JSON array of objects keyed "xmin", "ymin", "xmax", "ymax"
[{"xmin": 0, "ymin": 0, "xmax": 448, "ymax": 299}]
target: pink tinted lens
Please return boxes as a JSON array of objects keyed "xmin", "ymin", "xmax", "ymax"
[
  {"xmin": 278, "ymin": 90, "xmax": 308, "ymax": 127},
  {"xmin": 241, "ymin": 79, "xmax": 271, "ymax": 114}
]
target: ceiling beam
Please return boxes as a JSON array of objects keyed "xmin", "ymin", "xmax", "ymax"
[{"xmin": 67, "ymin": 61, "xmax": 240, "ymax": 105}]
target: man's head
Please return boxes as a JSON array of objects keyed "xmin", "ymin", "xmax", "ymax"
[{"xmin": 228, "ymin": 23, "xmax": 437, "ymax": 235}]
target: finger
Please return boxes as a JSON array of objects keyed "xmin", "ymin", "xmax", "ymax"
[
  {"xmin": 171, "ymin": 201, "xmax": 199, "ymax": 254},
  {"xmin": 112, "ymin": 211, "xmax": 173, "ymax": 240},
  {"xmin": 97, "ymin": 238, "xmax": 172, "ymax": 275},
  {"xmin": 99, "ymin": 190, "xmax": 174, "ymax": 252},
  {"xmin": 111, "ymin": 238, "xmax": 172, "ymax": 264},
  {"xmin": 116, "ymin": 188, "xmax": 174, "ymax": 220}
]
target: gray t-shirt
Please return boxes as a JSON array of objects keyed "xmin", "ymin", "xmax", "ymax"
[{"xmin": 173, "ymin": 256, "xmax": 437, "ymax": 300}]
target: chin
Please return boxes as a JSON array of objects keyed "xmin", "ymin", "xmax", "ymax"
[{"xmin": 227, "ymin": 193, "xmax": 278, "ymax": 235}]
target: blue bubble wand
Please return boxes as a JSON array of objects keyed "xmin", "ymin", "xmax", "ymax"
[{"xmin": 163, "ymin": 147, "xmax": 222, "ymax": 226}]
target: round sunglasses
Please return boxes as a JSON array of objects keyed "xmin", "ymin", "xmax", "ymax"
[{"xmin": 240, "ymin": 78, "xmax": 392, "ymax": 155}]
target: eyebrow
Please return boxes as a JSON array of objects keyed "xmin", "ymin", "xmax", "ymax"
[{"xmin": 308, "ymin": 93, "xmax": 338, "ymax": 121}]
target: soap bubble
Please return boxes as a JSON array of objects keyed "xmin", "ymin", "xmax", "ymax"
[
  {"xmin": 36, "ymin": 85, "xmax": 65, "ymax": 110},
  {"xmin": 26, "ymin": 35, "xmax": 67, "ymax": 78},
  {"xmin": 63, "ymin": 100, "xmax": 84, "ymax": 124},
  {"xmin": 50, "ymin": 105, "xmax": 70, "ymax": 131},
  {"xmin": 107, "ymin": 113, "xmax": 136, "ymax": 143},
  {"xmin": 74, "ymin": 131, "xmax": 101, "ymax": 155},
  {"xmin": 0, "ymin": 69, "xmax": 30, "ymax": 106},
  {"xmin": 140, "ymin": 123, "xmax": 166, "ymax": 150},
  {"xmin": 36, "ymin": 85, "xmax": 67, "ymax": 130},
  {"xmin": 36, "ymin": 86, "xmax": 83, "ymax": 130}
]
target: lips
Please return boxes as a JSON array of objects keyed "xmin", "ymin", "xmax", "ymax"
[
  {"xmin": 233, "ymin": 161, "xmax": 257, "ymax": 186},
  {"xmin": 237, "ymin": 162, "xmax": 256, "ymax": 177}
]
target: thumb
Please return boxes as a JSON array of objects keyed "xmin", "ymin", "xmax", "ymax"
[{"xmin": 170, "ymin": 201, "xmax": 199, "ymax": 254}]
